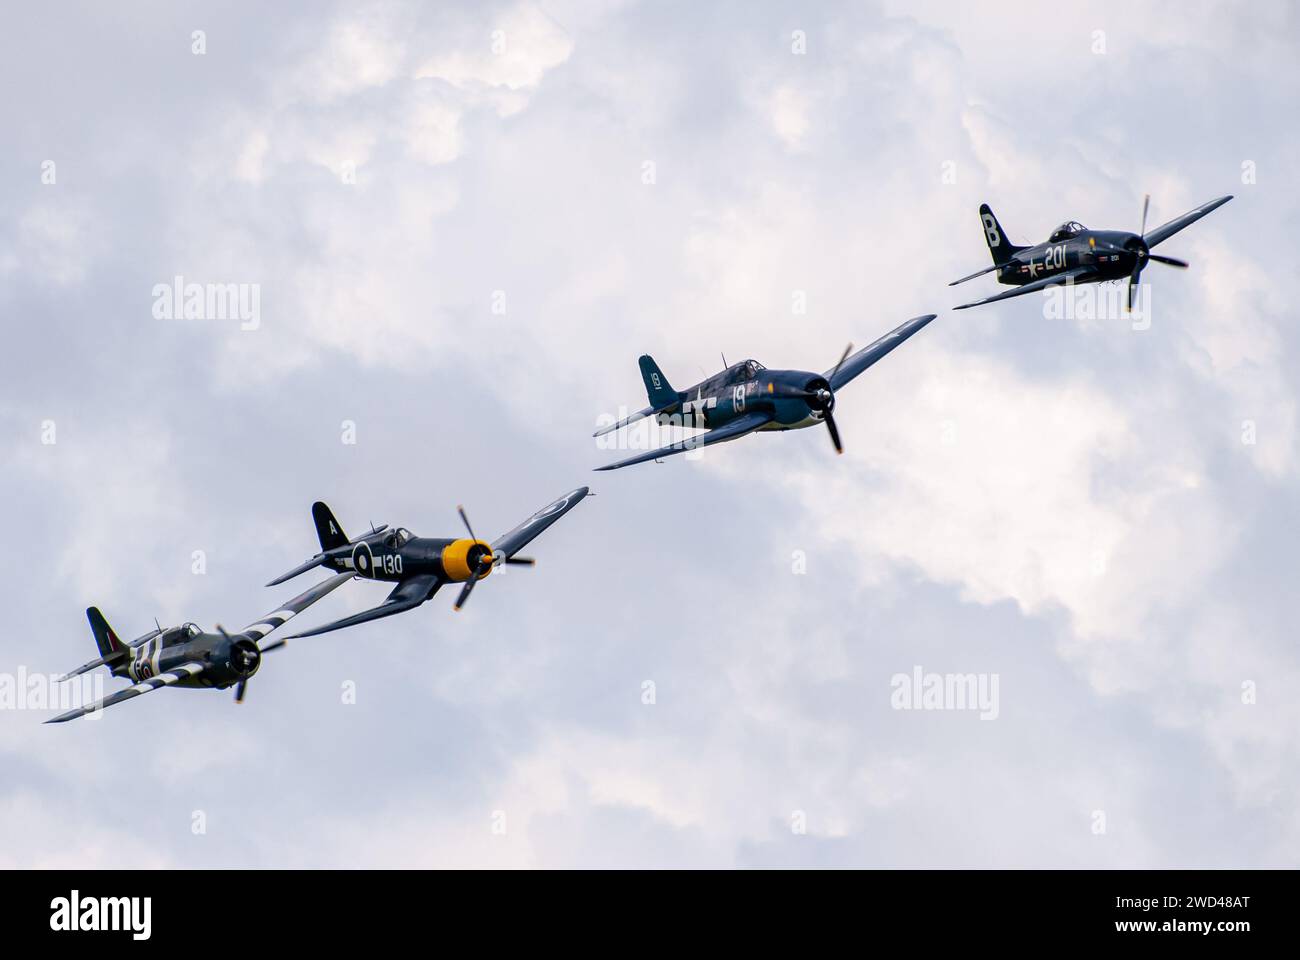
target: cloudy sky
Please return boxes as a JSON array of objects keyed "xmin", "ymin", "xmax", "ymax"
[{"xmin": 1, "ymin": 0, "xmax": 1295, "ymax": 867}]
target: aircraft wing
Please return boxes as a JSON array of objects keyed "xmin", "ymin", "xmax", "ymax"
[
  {"xmin": 236, "ymin": 571, "xmax": 353, "ymax": 644},
  {"xmin": 1143, "ymin": 195, "xmax": 1232, "ymax": 248},
  {"xmin": 828, "ymin": 314, "xmax": 938, "ymax": 390},
  {"xmin": 594, "ymin": 409, "xmax": 773, "ymax": 471},
  {"xmin": 492, "ymin": 487, "xmax": 591, "ymax": 559},
  {"xmin": 953, "ymin": 268, "xmax": 1095, "ymax": 310},
  {"xmin": 285, "ymin": 573, "xmax": 442, "ymax": 639},
  {"xmin": 46, "ymin": 662, "xmax": 206, "ymax": 724}
]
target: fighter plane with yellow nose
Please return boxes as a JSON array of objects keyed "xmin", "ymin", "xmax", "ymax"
[{"xmin": 267, "ymin": 487, "xmax": 590, "ymax": 637}]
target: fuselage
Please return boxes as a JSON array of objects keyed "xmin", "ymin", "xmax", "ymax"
[
  {"xmin": 658, "ymin": 362, "xmax": 833, "ymax": 434},
  {"xmin": 119, "ymin": 625, "xmax": 260, "ymax": 690},
  {"xmin": 998, "ymin": 229, "xmax": 1143, "ymax": 287},
  {"xmin": 321, "ymin": 532, "xmax": 494, "ymax": 585}
]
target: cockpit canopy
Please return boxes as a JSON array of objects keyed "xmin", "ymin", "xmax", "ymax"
[
  {"xmin": 163, "ymin": 622, "xmax": 202, "ymax": 644},
  {"xmin": 727, "ymin": 359, "xmax": 765, "ymax": 383},
  {"xmin": 1048, "ymin": 221, "xmax": 1086, "ymax": 242},
  {"xmin": 386, "ymin": 527, "xmax": 413, "ymax": 547}
]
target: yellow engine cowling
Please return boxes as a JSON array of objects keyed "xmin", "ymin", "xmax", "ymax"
[{"xmin": 441, "ymin": 539, "xmax": 494, "ymax": 582}]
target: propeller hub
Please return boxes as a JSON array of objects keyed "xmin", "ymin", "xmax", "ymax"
[
  {"xmin": 802, "ymin": 377, "xmax": 835, "ymax": 415},
  {"xmin": 230, "ymin": 638, "xmax": 262, "ymax": 678},
  {"xmin": 1124, "ymin": 235, "xmax": 1150, "ymax": 262}
]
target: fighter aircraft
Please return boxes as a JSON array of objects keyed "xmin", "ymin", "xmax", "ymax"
[
  {"xmin": 592, "ymin": 314, "xmax": 937, "ymax": 471},
  {"xmin": 267, "ymin": 487, "xmax": 590, "ymax": 637},
  {"xmin": 46, "ymin": 572, "xmax": 351, "ymax": 723},
  {"xmin": 951, "ymin": 194, "xmax": 1232, "ymax": 310}
]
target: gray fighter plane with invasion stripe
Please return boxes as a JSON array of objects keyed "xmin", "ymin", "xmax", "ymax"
[{"xmin": 47, "ymin": 572, "xmax": 351, "ymax": 722}]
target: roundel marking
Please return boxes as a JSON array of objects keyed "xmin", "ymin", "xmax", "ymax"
[
  {"xmin": 352, "ymin": 541, "xmax": 374, "ymax": 577},
  {"xmin": 530, "ymin": 494, "xmax": 569, "ymax": 524}
]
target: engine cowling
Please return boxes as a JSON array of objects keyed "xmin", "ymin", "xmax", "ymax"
[
  {"xmin": 441, "ymin": 538, "xmax": 494, "ymax": 582},
  {"xmin": 230, "ymin": 638, "xmax": 262, "ymax": 679}
]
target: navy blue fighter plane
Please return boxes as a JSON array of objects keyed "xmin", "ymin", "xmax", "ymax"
[
  {"xmin": 593, "ymin": 314, "xmax": 937, "ymax": 471},
  {"xmin": 268, "ymin": 487, "xmax": 589, "ymax": 637},
  {"xmin": 951, "ymin": 194, "xmax": 1232, "ymax": 310}
]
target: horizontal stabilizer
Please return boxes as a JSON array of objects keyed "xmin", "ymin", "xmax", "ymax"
[
  {"xmin": 56, "ymin": 650, "xmax": 125, "ymax": 683},
  {"xmin": 949, "ymin": 263, "xmax": 999, "ymax": 286},
  {"xmin": 593, "ymin": 400, "xmax": 679, "ymax": 438}
]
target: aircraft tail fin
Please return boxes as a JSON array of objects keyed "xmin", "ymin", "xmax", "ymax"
[
  {"xmin": 979, "ymin": 203, "xmax": 1023, "ymax": 265},
  {"xmin": 69, "ymin": 606, "xmax": 131, "ymax": 679},
  {"xmin": 312, "ymin": 501, "xmax": 349, "ymax": 553},
  {"xmin": 87, "ymin": 607, "xmax": 125, "ymax": 660},
  {"xmin": 638, "ymin": 355, "xmax": 677, "ymax": 409}
]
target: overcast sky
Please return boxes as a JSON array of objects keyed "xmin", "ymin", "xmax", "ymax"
[{"xmin": 1, "ymin": 0, "xmax": 1295, "ymax": 867}]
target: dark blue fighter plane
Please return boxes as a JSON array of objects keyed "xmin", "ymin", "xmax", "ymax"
[
  {"xmin": 267, "ymin": 487, "xmax": 590, "ymax": 637},
  {"xmin": 951, "ymin": 194, "xmax": 1232, "ymax": 310},
  {"xmin": 593, "ymin": 314, "xmax": 937, "ymax": 471}
]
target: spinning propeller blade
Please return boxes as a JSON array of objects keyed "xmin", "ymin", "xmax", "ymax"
[
  {"xmin": 457, "ymin": 505, "xmax": 477, "ymax": 541},
  {"xmin": 451, "ymin": 502, "xmax": 538, "ymax": 610},
  {"xmin": 828, "ymin": 343, "xmax": 853, "ymax": 385},
  {"xmin": 1127, "ymin": 195, "xmax": 1152, "ymax": 312},
  {"xmin": 216, "ymin": 625, "xmax": 249, "ymax": 703},
  {"xmin": 1148, "ymin": 254, "xmax": 1189, "ymax": 268},
  {"xmin": 453, "ymin": 556, "xmax": 492, "ymax": 611},
  {"xmin": 824, "ymin": 412, "xmax": 843, "ymax": 454}
]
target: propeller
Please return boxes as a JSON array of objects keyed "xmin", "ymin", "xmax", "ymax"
[
  {"xmin": 1124, "ymin": 195, "xmax": 1151, "ymax": 310},
  {"xmin": 1126, "ymin": 194, "xmax": 1191, "ymax": 310},
  {"xmin": 451, "ymin": 504, "xmax": 523, "ymax": 611},
  {"xmin": 828, "ymin": 342, "xmax": 853, "ymax": 384},
  {"xmin": 824, "ymin": 414, "xmax": 843, "ymax": 454},
  {"xmin": 1148, "ymin": 254, "xmax": 1188, "ymax": 268},
  {"xmin": 769, "ymin": 344, "xmax": 850, "ymax": 453},
  {"xmin": 216, "ymin": 624, "xmax": 284, "ymax": 704},
  {"xmin": 819, "ymin": 343, "xmax": 852, "ymax": 454}
]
